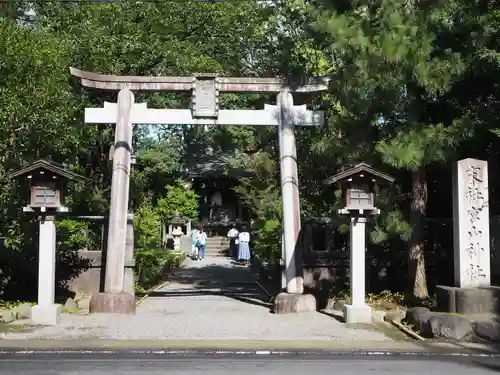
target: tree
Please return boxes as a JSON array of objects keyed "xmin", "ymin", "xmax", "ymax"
[
  {"xmin": 308, "ymin": 0, "xmax": 484, "ymax": 298},
  {"xmin": 157, "ymin": 180, "xmax": 199, "ymax": 224}
]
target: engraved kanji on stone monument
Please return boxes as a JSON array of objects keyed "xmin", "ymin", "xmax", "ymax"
[{"xmin": 453, "ymin": 158, "xmax": 491, "ymax": 288}]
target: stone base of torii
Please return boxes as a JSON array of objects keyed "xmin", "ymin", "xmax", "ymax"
[{"xmin": 71, "ymin": 68, "xmax": 330, "ymax": 315}]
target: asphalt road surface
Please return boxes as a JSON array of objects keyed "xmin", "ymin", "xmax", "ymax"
[{"xmin": 1, "ymin": 351, "xmax": 500, "ymax": 374}]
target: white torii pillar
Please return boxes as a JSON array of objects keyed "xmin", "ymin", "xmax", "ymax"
[{"xmin": 85, "ymin": 91, "xmax": 323, "ymax": 314}]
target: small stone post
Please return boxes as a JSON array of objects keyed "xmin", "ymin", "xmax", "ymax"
[
  {"xmin": 31, "ymin": 216, "xmax": 62, "ymax": 325},
  {"xmin": 281, "ymin": 232, "xmax": 286, "ymax": 290},
  {"xmin": 344, "ymin": 217, "xmax": 372, "ymax": 323},
  {"xmin": 123, "ymin": 214, "xmax": 135, "ymax": 296}
]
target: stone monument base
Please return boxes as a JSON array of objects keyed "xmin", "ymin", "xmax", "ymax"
[
  {"xmin": 343, "ymin": 304, "xmax": 372, "ymax": 324},
  {"xmin": 89, "ymin": 292, "xmax": 136, "ymax": 315},
  {"xmin": 273, "ymin": 292, "xmax": 316, "ymax": 314},
  {"xmin": 31, "ymin": 303, "xmax": 62, "ymax": 326},
  {"xmin": 436, "ymin": 285, "xmax": 500, "ymax": 314}
]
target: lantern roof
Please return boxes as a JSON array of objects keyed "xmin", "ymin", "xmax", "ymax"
[
  {"xmin": 170, "ymin": 212, "xmax": 186, "ymax": 225},
  {"xmin": 323, "ymin": 162, "xmax": 394, "ymax": 185},
  {"xmin": 9, "ymin": 159, "xmax": 87, "ymax": 182}
]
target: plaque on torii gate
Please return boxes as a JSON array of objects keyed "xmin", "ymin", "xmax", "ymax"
[{"xmin": 70, "ymin": 67, "xmax": 329, "ymax": 314}]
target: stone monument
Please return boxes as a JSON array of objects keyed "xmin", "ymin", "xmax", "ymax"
[
  {"xmin": 437, "ymin": 158, "xmax": 496, "ymax": 314},
  {"xmin": 454, "ymin": 158, "xmax": 490, "ymax": 288}
]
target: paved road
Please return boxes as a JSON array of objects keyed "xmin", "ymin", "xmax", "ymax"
[
  {"xmin": 1, "ymin": 352, "xmax": 500, "ymax": 374},
  {"xmin": 0, "ymin": 257, "xmax": 391, "ymax": 341}
]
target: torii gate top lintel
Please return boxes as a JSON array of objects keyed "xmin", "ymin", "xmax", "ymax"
[{"xmin": 69, "ymin": 67, "xmax": 330, "ymax": 94}]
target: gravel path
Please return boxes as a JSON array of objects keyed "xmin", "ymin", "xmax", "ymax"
[{"xmin": 0, "ymin": 257, "xmax": 391, "ymax": 341}]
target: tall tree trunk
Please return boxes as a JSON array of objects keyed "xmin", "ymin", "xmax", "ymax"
[{"xmin": 408, "ymin": 167, "xmax": 429, "ymax": 299}]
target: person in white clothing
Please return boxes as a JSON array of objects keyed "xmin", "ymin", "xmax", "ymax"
[
  {"xmin": 227, "ymin": 227, "xmax": 239, "ymax": 259},
  {"xmin": 190, "ymin": 227, "xmax": 200, "ymax": 259},
  {"xmin": 236, "ymin": 226, "xmax": 251, "ymax": 265},
  {"xmin": 196, "ymin": 228, "xmax": 207, "ymax": 260}
]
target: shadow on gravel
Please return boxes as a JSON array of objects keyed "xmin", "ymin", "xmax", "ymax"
[
  {"xmin": 318, "ymin": 310, "xmax": 344, "ymax": 323},
  {"xmin": 149, "ymin": 290, "xmax": 272, "ymax": 309},
  {"xmin": 150, "ymin": 262, "xmax": 274, "ymax": 311}
]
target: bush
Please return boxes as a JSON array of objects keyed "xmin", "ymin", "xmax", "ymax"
[
  {"xmin": 135, "ymin": 201, "xmax": 162, "ymax": 248},
  {"xmin": 135, "ymin": 248, "xmax": 185, "ymax": 292},
  {"xmin": 0, "ymin": 219, "xmax": 92, "ymax": 302}
]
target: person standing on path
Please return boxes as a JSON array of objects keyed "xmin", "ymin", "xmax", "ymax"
[
  {"xmin": 236, "ymin": 226, "xmax": 251, "ymax": 266},
  {"xmin": 227, "ymin": 226, "xmax": 239, "ymax": 259},
  {"xmin": 190, "ymin": 227, "xmax": 200, "ymax": 259},
  {"xmin": 196, "ymin": 228, "xmax": 207, "ymax": 260}
]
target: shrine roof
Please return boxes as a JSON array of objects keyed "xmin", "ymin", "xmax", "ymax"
[{"xmin": 184, "ymin": 153, "xmax": 253, "ymax": 179}]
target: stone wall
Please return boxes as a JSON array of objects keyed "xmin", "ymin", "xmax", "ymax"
[
  {"xmin": 66, "ymin": 250, "xmax": 104, "ymax": 295},
  {"xmin": 297, "ymin": 215, "xmax": 500, "ymax": 300},
  {"xmin": 67, "ymin": 249, "xmax": 135, "ymax": 296}
]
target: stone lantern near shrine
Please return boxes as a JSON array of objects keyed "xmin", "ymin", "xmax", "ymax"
[
  {"xmin": 9, "ymin": 159, "xmax": 87, "ymax": 326},
  {"xmin": 170, "ymin": 212, "xmax": 186, "ymax": 251},
  {"xmin": 324, "ymin": 163, "xmax": 394, "ymax": 324}
]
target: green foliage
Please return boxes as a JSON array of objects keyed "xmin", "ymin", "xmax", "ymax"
[
  {"xmin": 135, "ymin": 248, "xmax": 185, "ymax": 292},
  {"xmin": 55, "ymin": 220, "xmax": 92, "ymax": 290},
  {"xmin": 234, "ymin": 180, "xmax": 282, "ymax": 268},
  {"xmin": 133, "ymin": 199, "xmax": 181, "ymax": 292},
  {"xmin": 157, "ymin": 180, "xmax": 199, "ymax": 223},
  {"xmin": 0, "ymin": 0, "xmax": 499, "ymax": 303},
  {"xmin": 56, "ymin": 220, "xmax": 91, "ymax": 251},
  {"xmin": 135, "ymin": 200, "xmax": 162, "ymax": 249}
]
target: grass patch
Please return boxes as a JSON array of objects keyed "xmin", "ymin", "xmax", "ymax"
[
  {"xmin": 0, "ymin": 301, "xmax": 35, "ymax": 310},
  {"xmin": 374, "ymin": 321, "xmax": 415, "ymax": 341},
  {"xmin": 0, "ymin": 323, "xmax": 35, "ymax": 334},
  {"xmin": 367, "ymin": 290, "xmax": 406, "ymax": 311}
]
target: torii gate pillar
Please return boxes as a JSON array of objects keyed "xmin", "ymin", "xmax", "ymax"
[
  {"xmin": 273, "ymin": 91, "xmax": 316, "ymax": 314},
  {"xmin": 90, "ymin": 88, "xmax": 136, "ymax": 315}
]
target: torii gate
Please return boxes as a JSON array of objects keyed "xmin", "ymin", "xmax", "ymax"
[{"xmin": 70, "ymin": 68, "xmax": 328, "ymax": 314}]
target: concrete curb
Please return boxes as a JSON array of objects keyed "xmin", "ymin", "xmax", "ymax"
[
  {"xmin": 0, "ymin": 339, "xmax": 422, "ymax": 351},
  {"xmin": 0, "ymin": 348, "xmax": 498, "ymax": 358},
  {"xmin": 0, "ymin": 340, "xmax": 498, "ymax": 357}
]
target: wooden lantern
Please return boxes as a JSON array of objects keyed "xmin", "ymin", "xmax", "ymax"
[
  {"xmin": 323, "ymin": 163, "xmax": 394, "ymax": 215},
  {"xmin": 9, "ymin": 159, "xmax": 86, "ymax": 213}
]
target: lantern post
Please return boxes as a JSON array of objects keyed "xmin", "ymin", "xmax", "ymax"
[
  {"xmin": 9, "ymin": 160, "xmax": 87, "ymax": 325},
  {"xmin": 324, "ymin": 163, "xmax": 394, "ymax": 324}
]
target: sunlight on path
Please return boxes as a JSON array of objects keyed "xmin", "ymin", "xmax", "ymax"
[{"xmin": 0, "ymin": 256, "xmax": 392, "ymax": 341}]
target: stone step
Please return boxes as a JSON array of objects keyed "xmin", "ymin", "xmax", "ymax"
[
  {"xmin": 205, "ymin": 239, "xmax": 230, "ymax": 244},
  {"xmin": 204, "ymin": 250, "xmax": 230, "ymax": 257},
  {"xmin": 205, "ymin": 245, "xmax": 229, "ymax": 249},
  {"xmin": 191, "ymin": 236, "xmax": 231, "ymax": 257}
]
